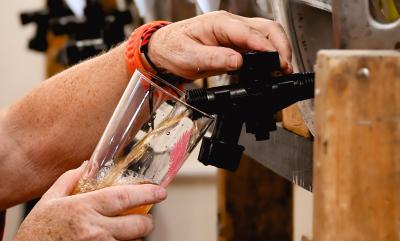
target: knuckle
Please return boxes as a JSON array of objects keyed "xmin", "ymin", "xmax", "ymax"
[
  {"xmin": 136, "ymin": 221, "xmax": 147, "ymax": 235},
  {"xmin": 134, "ymin": 217, "xmax": 153, "ymax": 236},
  {"xmin": 132, "ymin": 184, "xmax": 156, "ymax": 201},
  {"xmin": 143, "ymin": 186, "xmax": 157, "ymax": 200},
  {"xmin": 214, "ymin": 10, "xmax": 230, "ymax": 16},
  {"xmin": 269, "ymin": 21, "xmax": 284, "ymax": 30},
  {"xmin": 49, "ymin": 199, "xmax": 71, "ymax": 210},
  {"xmin": 59, "ymin": 201, "xmax": 75, "ymax": 211},
  {"xmin": 61, "ymin": 207, "xmax": 105, "ymax": 241},
  {"xmin": 63, "ymin": 198, "xmax": 86, "ymax": 212},
  {"xmin": 147, "ymin": 185, "xmax": 160, "ymax": 197},
  {"xmin": 248, "ymin": 27, "xmax": 262, "ymax": 38},
  {"xmin": 94, "ymin": 196, "xmax": 109, "ymax": 212},
  {"xmin": 205, "ymin": 52, "xmax": 219, "ymax": 69},
  {"xmin": 252, "ymin": 17, "xmax": 270, "ymax": 22},
  {"xmin": 239, "ymin": 22, "xmax": 253, "ymax": 35},
  {"xmin": 114, "ymin": 189, "xmax": 132, "ymax": 208},
  {"xmin": 247, "ymin": 30, "xmax": 264, "ymax": 44},
  {"xmin": 80, "ymin": 227, "xmax": 110, "ymax": 241},
  {"xmin": 35, "ymin": 199, "xmax": 58, "ymax": 215},
  {"xmin": 91, "ymin": 189, "xmax": 108, "ymax": 202}
]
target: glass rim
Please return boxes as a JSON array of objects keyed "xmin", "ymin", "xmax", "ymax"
[{"xmin": 135, "ymin": 68, "xmax": 215, "ymax": 120}]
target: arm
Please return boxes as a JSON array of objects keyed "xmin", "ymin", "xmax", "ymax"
[{"xmin": 0, "ymin": 43, "xmax": 130, "ymax": 209}]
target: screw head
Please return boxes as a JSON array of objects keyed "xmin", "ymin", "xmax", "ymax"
[{"xmin": 357, "ymin": 67, "xmax": 370, "ymax": 79}]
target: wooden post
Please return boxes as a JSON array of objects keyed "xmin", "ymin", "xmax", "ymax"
[
  {"xmin": 313, "ymin": 50, "xmax": 400, "ymax": 241},
  {"xmin": 218, "ymin": 155, "xmax": 293, "ymax": 241}
]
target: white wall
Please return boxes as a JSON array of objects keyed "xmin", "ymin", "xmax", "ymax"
[
  {"xmin": 0, "ymin": 1, "xmax": 44, "ymax": 106},
  {"xmin": 0, "ymin": 1, "xmax": 45, "ymax": 241},
  {"xmin": 148, "ymin": 153, "xmax": 218, "ymax": 241},
  {"xmin": 294, "ymin": 186, "xmax": 313, "ymax": 241}
]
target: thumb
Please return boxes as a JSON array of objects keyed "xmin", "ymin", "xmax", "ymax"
[
  {"xmin": 194, "ymin": 44, "xmax": 243, "ymax": 76},
  {"xmin": 41, "ymin": 161, "xmax": 88, "ymax": 200}
]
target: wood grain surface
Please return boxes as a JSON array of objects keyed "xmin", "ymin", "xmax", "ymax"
[
  {"xmin": 218, "ymin": 155, "xmax": 293, "ymax": 241},
  {"xmin": 282, "ymin": 104, "xmax": 312, "ymax": 138},
  {"xmin": 313, "ymin": 50, "xmax": 400, "ymax": 241}
]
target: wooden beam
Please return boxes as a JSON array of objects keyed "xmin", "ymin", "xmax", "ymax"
[
  {"xmin": 313, "ymin": 50, "xmax": 400, "ymax": 241},
  {"xmin": 218, "ymin": 155, "xmax": 293, "ymax": 241},
  {"xmin": 46, "ymin": 33, "xmax": 68, "ymax": 77}
]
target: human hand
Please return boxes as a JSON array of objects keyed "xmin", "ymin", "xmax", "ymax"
[
  {"xmin": 13, "ymin": 162, "xmax": 167, "ymax": 241},
  {"xmin": 148, "ymin": 10, "xmax": 292, "ymax": 79}
]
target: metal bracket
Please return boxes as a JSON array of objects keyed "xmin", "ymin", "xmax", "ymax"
[
  {"xmin": 332, "ymin": 0, "xmax": 400, "ymax": 49},
  {"xmin": 240, "ymin": 126, "xmax": 313, "ymax": 192}
]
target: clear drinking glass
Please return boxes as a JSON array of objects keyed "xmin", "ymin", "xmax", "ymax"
[{"xmin": 73, "ymin": 69, "xmax": 214, "ymax": 214}]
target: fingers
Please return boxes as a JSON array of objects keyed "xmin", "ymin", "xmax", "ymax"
[
  {"xmin": 241, "ymin": 17, "xmax": 293, "ymax": 73},
  {"xmin": 211, "ymin": 17, "xmax": 275, "ymax": 53},
  {"xmin": 193, "ymin": 43, "xmax": 242, "ymax": 74},
  {"xmin": 180, "ymin": 14, "xmax": 285, "ymax": 78},
  {"xmin": 42, "ymin": 161, "xmax": 88, "ymax": 200},
  {"xmin": 202, "ymin": 11, "xmax": 293, "ymax": 74},
  {"xmin": 86, "ymin": 184, "xmax": 167, "ymax": 216},
  {"xmin": 148, "ymin": 10, "xmax": 294, "ymax": 79},
  {"xmin": 107, "ymin": 214, "xmax": 153, "ymax": 240},
  {"xmin": 159, "ymin": 37, "xmax": 242, "ymax": 79}
]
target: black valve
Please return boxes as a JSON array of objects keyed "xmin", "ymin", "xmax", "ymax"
[{"xmin": 186, "ymin": 52, "xmax": 315, "ymax": 171}]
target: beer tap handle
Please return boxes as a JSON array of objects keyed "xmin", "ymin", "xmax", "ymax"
[{"xmin": 186, "ymin": 51, "xmax": 315, "ymax": 171}]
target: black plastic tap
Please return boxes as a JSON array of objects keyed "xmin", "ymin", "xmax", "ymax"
[
  {"xmin": 185, "ymin": 52, "xmax": 315, "ymax": 171},
  {"xmin": 20, "ymin": 0, "xmax": 133, "ymax": 65},
  {"xmin": 20, "ymin": 0, "xmax": 72, "ymax": 52},
  {"xmin": 50, "ymin": 0, "xmax": 133, "ymax": 65}
]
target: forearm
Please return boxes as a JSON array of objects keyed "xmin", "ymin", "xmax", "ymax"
[{"xmin": 0, "ymin": 42, "xmax": 130, "ymax": 210}]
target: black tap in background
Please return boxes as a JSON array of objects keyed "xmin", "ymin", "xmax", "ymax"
[
  {"xmin": 185, "ymin": 52, "xmax": 315, "ymax": 171},
  {"xmin": 49, "ymin": 0, "xmax": 133, "ymax": 65},
  {"xmin": 20, "ymin": 0, "xmax": 134, "ymax": 65},
  {"xmin": 20, "ymin": 0, "xmax": 72, "ymax": 52}
]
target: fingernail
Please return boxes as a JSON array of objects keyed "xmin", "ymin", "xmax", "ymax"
[
  {"xmin": 228, "ymin": 54, "xmax": 239, "ymax": 70},
  {"xmin": 155, "ymin": 188, "xmax": 167, "ymax": 200}
]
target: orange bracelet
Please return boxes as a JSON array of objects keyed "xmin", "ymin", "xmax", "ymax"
[
  {"xmin": 125, "ymin": 21, "xmax": 186, "ymax": 98},
  {"xmin": 125, "ymin": 21, "xmax": 171, "ymax": 75}
]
